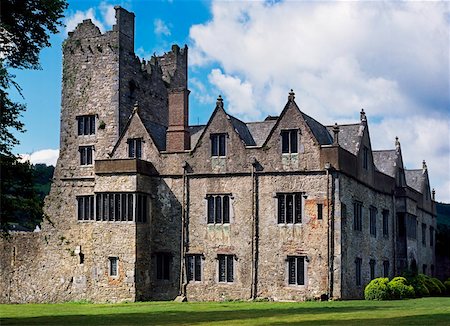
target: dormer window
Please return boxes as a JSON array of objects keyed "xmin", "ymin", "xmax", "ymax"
[
  {"xmin": 77, "ymin": 115, "xmax": 96, "ymax": 135},
  {"xmin": 128, "ymin": 138, "xmax": 142, "ymax": 159},
  {"xmin": 363, "ymin": 146, "xmax": 369, "ymax": 169},
  {"xmin": 281, "ymin": 130, "xmax": 298, "ymax": 154},
  {"xmin": 211, "ymin": 133, "xmax": 226, "ymax": 157}
]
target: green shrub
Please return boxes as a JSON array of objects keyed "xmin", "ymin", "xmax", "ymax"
[
  {"xmin": 422, "ymin": 275, "xmax": 441, "ymax": 296},
  {"xmin": 388, "ymin": 277, "xmax": 415, "ymax": 299},
  {"xmin": 365, "ymin": 278, "xmax": 391, "ymax": 300},
  {"xmin": 408, "ymin": 274, "xmax": 430, "ymax": 297},
  {"xmin": 432, "ymin": 278, "xmax": 446, "ymax": 294},
  {"xmin": 444, "ymin": 280, "xmax": 450, "ymax": 294}
]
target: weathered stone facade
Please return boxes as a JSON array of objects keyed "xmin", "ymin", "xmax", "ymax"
[{"xmin": 0, "ymin": 7, "xmax": 437, "ymax": 303}]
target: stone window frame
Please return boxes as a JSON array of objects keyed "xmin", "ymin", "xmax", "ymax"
[
  {"xmin": 275, "ymin": 192, "xmax": 304, "ymax": 225},
  {"xmin": 93, "ymin": 192, "xmax": 149, "ymax": 223},
  {"xmin": 79, "ymin": 145, "xmax": 94, "ymax": 166},
  {"xmin": 76, "ymin": 114, "xmax": 96, "ymax": 136},
  {"xmin": 369, "ymin": 206, "xmax": 377, "ymax": 237},
  {"xmin": 76, "ymin": 195, "xmax": 94, "ymax": 221},
  {"xmin": 286, "ymin": 255, "xmax": 307, "ymax": 287},
  {"xmin": 217, "ymin": 254, "xmax": 235, "ymax": 283},
  {"xmin": 205, "ymin": 193, "xmax": 233, "ymax": 225},
  {"xmin": 108, "ymin": 256, "xmax": 119, "ymax": 278},
  {"xmin": 317, "ymin": 203, "xmax": 323, "ymax": 220},
  {"xmin": 353, "ymin": 201, "xmax": 363, "ymax": 232},
  {"xmin": 382, "ymin": 209, "xmax": 389, "ymax": 238},
  {"xmin": 281, "ymin": 129, "xmax": 299, "ymax": 155},
  {"xmin": 127, "ymin": 137, "xmax": 143, "ymax": 159},
  {"xmin": 355, "ymin": 257, "xmax": 362, "ymax": 286},
  {"xmin": 155, "ymin": 252, "xmax": 172, "ymax": 281},
  {"xmin": 422, "ymin": 223, "xmax": 427, "ymax": 246},
  {"xmin": 186, "ymin": 254, "xmax": 204, "ymax": 283},
  {"xmin": 210, "ymin": 133, "xmax": 227, "ymax": 157}
]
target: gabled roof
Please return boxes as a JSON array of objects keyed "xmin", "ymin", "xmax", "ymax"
[
  {"xmin": 405, "ymin": 169, "xmax": 424, "ymax": 193},
  {"xmin": 140, "ymin": 117, "xmax": 167, "ymax": 151},
  {"xmin": 189, "ymin": 125, "xmax": 206, "ymax": 149},
  {"xmin": 246, "ymin": 120, "xmax": 277, "ymax": 146},
  {"xmin": 229, "ymin": 115, "xmax": 256, "ymax": 146},
  {"xmin": 301, "ymin": 112, "xmax": 333, "ymax": 145},
  {"xmin": 328, "ymin": 123, "xmax": 363, "ymax": 155},
  {"xmin": 373, "ymin": 150, "xmax": 398, "ymax": 177}
]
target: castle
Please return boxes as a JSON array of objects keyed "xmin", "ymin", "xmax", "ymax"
[{"xmin": 0, "ymin": 7, "xmax": 436, "ymax": 303}]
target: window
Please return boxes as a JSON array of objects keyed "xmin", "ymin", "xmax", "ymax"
[
  {"xmin": 422, "ymin": 264, "xmax": 427, "ymax": 275},
  {"xmin": 355, "ymin": 258, "xmax": 362, "ymax": 286},
  {"xmin": 277, "ymin": 193, "xmax": 302, "ymax": 224},
  {"xmin": 207, "ymin": 195, "xmax": 230, "ymax": 224},
  {"xmin": 406, "ymin": 215, "xmax": 417, "ymax": 239},
  {"xmin": 363, "ymin": 146, "xmax": 369, "ymax": 169},
  {"xmin": 95, "ymin": 192, "xmax": 148, "ymax": 222},
  {"xmin": 287, "ymin": 256, "xmax": 306, "ymax": 285},
  {"xmin": 77, "ymin": 195, "xmax": 94, "ymax": 220},
  {"xmin": 128, "ymin": 138, "xmax": 142, "ymax": 158},
  {"xmin": 218, "ymin": 254, "xmax": 234, "ymax": 283},
  {"xmin": 382, "ymin": 210, "xmax": 389, "ymax": 237},
  {"xmin": 281, "ymin": 130, "xmax": 298, "ymax": 154},
  {"xmin": 79, "ymin": 146, "xmax": 93, "ymax": 165},
  {"xmin": 353, "ymin": 202, "xmax": 362, "ymax": 231},
  {"xmin": 317, "ymin": 203, "xmax": 323, "ymax": 220},
  {"xmin": 109, "ymin": 257, "xmax": 118, "ymax": 277},
  {"xmin": 430, "ymin": 227, "xmax": 434, "ymax": 247},
  {"xmin": 369, "ymin": 206, "xmax": 377, "ymax": 237},
  {"xmin": 422, "ymin": 223, "xmax": 427, "ymax": 246},
  {"xmin": 156, "ymin": 253, "xmax": 171, "ymax": 280},
  {"xmin": 211, "ymin": 133, "xmax": 226, "ymax": 157},
  {"xmin": 369, "ymin": 259, "xmax": 376, "ymax": 280},
  {"xmin": 77, "ymin": 115, "xmax": 95, "ymax": 135},
  {"xmin": 186, "ymin": 254, "xmax": 202, "ymax": 282},
  {"xmin": 383, "ymin": 260, "xmax": 389, "ymax": 278}
]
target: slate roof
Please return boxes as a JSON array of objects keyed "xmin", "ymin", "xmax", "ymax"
[
  {"xmin": 373, "ymin": 150, "xmax": 398, "ymax": 177},
  {"xmin": 327, "ymin": 123, "xmax": 363, "ymax": 155},
  {"xmin": 141, "ymin": 118, "xmax": 167, "ymax": 151},
  {"xmin": 301, "ymin": 112, "xmax": 333, "ymax": 145},
  {"xmin": 189, "ymin": 125, "xmax": 206, "ymax": 149},
  {"xmin": 405, "ymin": 169, "xmax": 424, "ymax": 193},
  {"xmin": 228, "ymin": 115, "xmax": 256, "ymax": 146},
  {"xmin": 246, "ymin": 120, "xmax": 277, "ymax": 146}
]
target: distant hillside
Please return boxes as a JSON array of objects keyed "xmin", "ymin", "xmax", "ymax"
[{"xmin": 437, "ymin": 202, "xmax": 450, "ymax": 226}]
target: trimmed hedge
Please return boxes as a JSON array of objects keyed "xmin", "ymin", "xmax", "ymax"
[
  {"xmin": 364, "ymin": 278, "xmax": 391, "ymax": 300},
  {"xmin": 388, "ymin": 277, "xmax": 415, "ymax": 299}
]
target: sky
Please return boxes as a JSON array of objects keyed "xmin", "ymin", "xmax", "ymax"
[{"xmin": 11, "ymin": 0, "xmax": 450, "ymax": 202}]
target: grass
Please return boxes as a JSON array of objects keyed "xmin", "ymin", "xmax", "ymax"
[{"xmin": 1, "ymin": 297, "xmax": 450, "ymax": 325}]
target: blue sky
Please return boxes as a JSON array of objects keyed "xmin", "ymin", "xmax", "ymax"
[{"xmin": 12, "ymin": 1, "xmax": 450, "ymax": 202}]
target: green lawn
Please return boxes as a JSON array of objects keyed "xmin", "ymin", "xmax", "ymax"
[{"xmin": 1, "ymin": 297, "xmax": 449, "ymax": 325}]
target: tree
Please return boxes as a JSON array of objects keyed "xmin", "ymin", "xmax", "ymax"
[{"xmin": 0, "ymin": 0, "xmax": 67, "ymax": 231}]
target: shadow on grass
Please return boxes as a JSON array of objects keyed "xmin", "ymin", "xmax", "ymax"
[{"xmin": 2, "ymin": 305, "xmax": 448, "ymax": 325}]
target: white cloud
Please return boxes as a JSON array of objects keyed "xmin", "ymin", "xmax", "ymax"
[
  {"xmin": 100, "ymin": 2, "xmax": 116, "ymax": 26},
  {"xmin": 154, "ymin": 19, "xmax": 171, "ymax": 36},
  {"xmin": 20, "ymin": 149, "xmax": 59, "ymax": 166},
  {"xmin": 190, "ymin": 77, "xmax": 215, "ymax": 105},
  {"xmin": 64, "ymin": 8, "xmax": 106, "ymax": 34},
  {"xmin": 208, "ymin": 69, "xmax": 258, "ymax": 120},
  {"xmin": 188, "ymin": 1, "xmax": 450, "ymax": 202}
]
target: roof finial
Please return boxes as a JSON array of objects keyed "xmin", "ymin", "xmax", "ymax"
[
  {"xmin": 395, "ymin": 136, "xmax": 400, "ymax": 151},
  {"xmin": 332, "ymin": 123, "xmax": 340, "ymax": 145},
  {"xmin": 216, "ymin": 95, "xmax": 224, "ymax": 109},
  {"xmin": 432, "ymin": 188, "xmax": 436, "ymax": 200},
  {"xmin": 288, "ymin": 89, "xmax": 295, "ymax": 101},
  {"xmin": 422, "ymin": 160, "xmax": 427, "ymax": 171},
  {"xmin": 133, "ymin": 101, "xmax": 139, "ymax": 112},
  {"xmin": 360, "ymin": 108, "xmax": 366, "ymax": 122}
]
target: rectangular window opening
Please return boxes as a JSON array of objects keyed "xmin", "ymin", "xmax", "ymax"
[
  {"xmin": 186, "ymin": 254, "xmax": 202, "ymax": 282},
  {"xmin": 207, "ymin": 194, "xmax": 231, "ymax": 224},
  {"xmin": 277, "ymin": 193, "xmax": 302, "ymax": 224},
  {"xmin": 211, "ymin": 133, "xmax": 227, "ymax": 157},
  {"xmin": 218, "ymin": 254, "xmax": 234, "ymax": 283},
  {"xmin": 77, "ymin": 115, "xmax": 96, "ymax": 135},
  {"xmin": 156, "ymin": 253, "xmax": 170, "ymax": 280},
  {"xmin": 287, "ymin": 256, "xmax": 306, "ymax": 285},
  {"xmin": 281, "ymin": 130, "xmax": 299, "ymax": 154},
  {"xmin": 109, "ymin": 257, "xmax": 118, "ymax": 277}
]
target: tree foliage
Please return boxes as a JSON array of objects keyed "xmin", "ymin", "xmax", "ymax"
[{"xmin": 0, "ymin": 0, "xmax": 66, "ymax": 232}]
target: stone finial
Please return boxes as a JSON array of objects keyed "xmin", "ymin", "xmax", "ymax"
[
  {"xmin": 133, "ymin": 101, "xmax": 139, "ymax": 112},
  {"xmin": 216, "ymin": 95, "xmax": 224, "ymax": 109},
  {"xmin": 288, "ymin": 89, "xmax": 295, "ymax": 101},
  {"xmin": 360, "ymin": 109, "xmax": 367, "ymax": 122},
  {"xmin": 395, "ymin": 136, "xmax": 401, "ymax": 152},
  {"xmin": 422, "ymin": 160, "xmax": 427, "ymax": 171},
  {"xmin": 432, "ymin": 188, "xmax": 436, "ymax": 200},
  {"xmin": 332, "ymin": 123, "xmax": 340, "ymax": 145}
]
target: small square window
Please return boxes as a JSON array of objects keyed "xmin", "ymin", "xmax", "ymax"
[
  {"xmin": 277, "ymin": 193, "xmax": 302, "ymax": 224},
  {"xmin": 77, "ymin": 195, "xmax": 94, "ymax": 220},
  {"xmin": 109, "ymin": 257, "xmax": 118, "ymax": 277},
  {"xmin": 77, "ymin": 115, "xmax": 96, "ymax": 135},
  {"xmin": 281, "ymin": 130, "xmax": 298, "ymax": 154},
  {"xmin": 128, "ymin": 138, "xmax": 142, "ymax": 159},
  {"xmin": 287, "ymin": 256, "xmax": 306, "ymax": 285},
  {"xmin": 79, "ymin": 146, "xmax": 93, "ymax": 165}
]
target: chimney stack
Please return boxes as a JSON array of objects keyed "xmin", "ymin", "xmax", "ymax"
[{"xmin": 166, "ymin": 88, "xmax": 190, "ymax": 152}]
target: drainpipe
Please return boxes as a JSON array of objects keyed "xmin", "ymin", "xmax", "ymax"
[
  {"xmin": 179, "ymin": 161, "xmax": 188, "ymax": 297},
  {"xmin": 325, "ymin": 162, "xmax": 332, "ymax": 299},
  {"xmin": 392, "ymin": 194, "xmax": 397, "ymax": 275},
  {"xmin": 250, "ymin": 158, "xmax": 258, "ymax": 299}
]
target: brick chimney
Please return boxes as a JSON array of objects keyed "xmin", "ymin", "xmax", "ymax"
[{"xmin": 166, "ymin": 88, "xmax": 190, "ymax": 152}]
